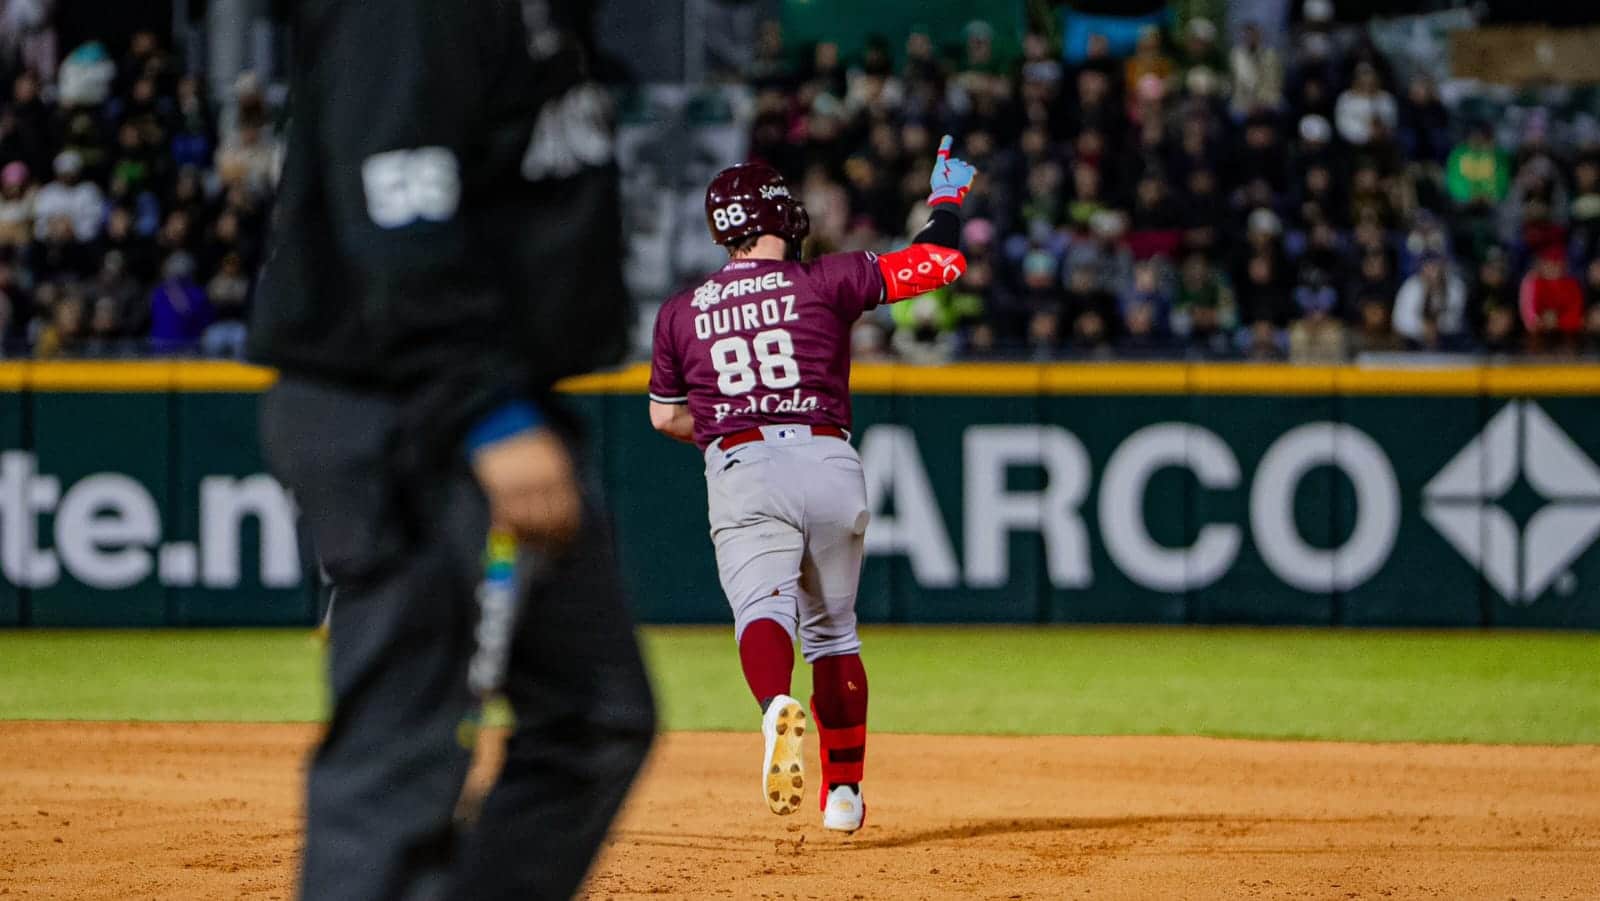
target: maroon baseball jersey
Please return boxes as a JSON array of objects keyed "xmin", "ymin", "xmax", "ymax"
[{"xmin": 650, "ymin": 253, "xmax": 885, "ymax": 448}]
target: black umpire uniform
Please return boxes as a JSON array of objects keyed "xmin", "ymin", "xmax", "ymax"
[{"xmin": 250, "ymin": 2, "xmax": 654, "ymax": 899}]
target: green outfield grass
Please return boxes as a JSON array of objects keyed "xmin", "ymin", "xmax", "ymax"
[{"xmin": 0, "ymin": 626, "xmax": 1596, "ymax": 743}]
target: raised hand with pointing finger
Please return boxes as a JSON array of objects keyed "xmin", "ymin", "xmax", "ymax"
[{"xmin": 927, "ymin": 134, "xmax": 978, "ymax": 207}]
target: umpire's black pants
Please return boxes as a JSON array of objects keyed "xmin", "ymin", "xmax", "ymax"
[{"xmin": 262, "ymin": 377, "xmax": 655, "ymax": 901}]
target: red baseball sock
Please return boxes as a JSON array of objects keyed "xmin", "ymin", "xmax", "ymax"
[
  {"xmin": 810, "ymin": 653, "xmax": 868, "ymax": 797},
  {"xmin": 738, "ymin": 618, "xmax": 794, "ymax": 708}
]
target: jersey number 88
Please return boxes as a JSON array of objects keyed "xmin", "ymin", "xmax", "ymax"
[
  {"xmin": 710, "ymin": 328, "xmax": 800, "ymax": 395},
  {"xmin": 710, "ymin": 203, "xmax": 747, "ymax": 231}
]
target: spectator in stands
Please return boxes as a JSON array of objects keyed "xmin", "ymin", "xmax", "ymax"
[
  {"xmin": 962, "ymin": 20, "xmax": 1003, "ymax": 76},
  {"xmin": 1021, "ymin": 249, "xmax": 1064, "ymax": 353},
  {"xmin": 1286, "ymin": 116, "xmax": 1337, "ymax": 208},
  {"xmin": 1171, "ymin": 251, "xmax": 1234, "ymax": 352},
  {"xmin": 1399, "ymin": 75, "xmax": 1451, "ymax": 167},
  {"xmin": 799, "ymin": 163, "xmax": 849, "ymax": 249},
  {"xmin": 808, "ymin": 40, "xmax": 847, "ymax": 102},
  {"xmin": 1017, "ymin": 31, "xmax": 1064, "ymax": 107},
  {"xmin": 0, "ymin": 257, "xmax": 25, "ymax": 348},
  {"xmin": 85, "ymin": 293, "xmax": 127, "ymax": 356},
  {"xmin": 34, "ymin": 282, "xmax": 86, "ymax": 358},
  {"xmin": 60, "ymin": 111, "xmax": 107, "ymax": 179},
  {"xmin": 214, "ymin": 118, "xmax": 277, "ymax": 198},
  {"xmin": 1130, "ymin": 171, "xmax": 1183, "ymax": 259},
  {"xmin": 847, "ymin": 38, "xmax": 904, "ymax": 119},
  {"xmin": 1519, "ymin": 247, "xmax": 1584, "ymax": 353},
  {"xmin": 29, "ymin": 212, "xmax": 94, "ymax": 281},
  {"xmin": 1400, "ymin": 211, "xmax": 1451, "ymax": 277},
  {"xmin": 902, "ymin": 27, "xmax": 942, "ymax": 95},
  {"xmin": 889, "ymin": 269, "xmax": 985, "ymax": 364},
  {"xmin": 202, "ymin": 250, "xmax": 250, "ymax": 358},
  {"xmin": 0, "ymin": 290, "xmax": 13, "ymax": 356},
  {"xmin": 1119, "ymin": 258, "xmax": 1172, "ymax": 352},
  {"xmin": 101, "ymin": 205, "xmax": 156, "ymax": 283},
  {"xmin": 92, "ymin": 249, "xmax": 142, "ymax": 335},
  {"xmin": 1334, "ymin": 62, "xmax": 1397, "ymax": 149},
  {"xmin": 1568, "ymin": 156, "xmax": 1600, "ymax": 262},
  {"xmin": 6, "ymin": 70, "xmax": 50, "ymax": 173},
  {"xmin": 1067, "ymin": 160, "xmax": 1109, "ymax": 232},
  {"xmin": 0, "ymin": 161, "xmax": 34, "ymax": 248},
  {"xmin": 1125, "ymin": 26, "xmax": 1173, "ymax": 97},
  {"xmin": 1179, "ymin": 18, "xmax": 1224, "ymax": 81},
  {"xmin": 1502, "ymin": 154, "xmax": 1567, "ymax": 250},
  {"xmin": 1230, "ymin": 22, "xmax": 1283, "ymax": 116},
  {"xmin": 32, "ymin": 150, "xmax": 102, "ymax": 242},
  {"xmin": 1236, "ymin": 251, "xmax": 1292, "ymax": 360},
  {"xmin": 1180, "ymin": 167, "xmax": 1225, "ymax": 256},
  {"xmin": 1240, "ymin": 208, "xmax": 1289, "ymax": 276},
  {"xmin": 1351, "ymin": 289, "xmax": 1404, "ymax": 355},
  {"xmin": 1289, "ymin": 65, "xmax": 1335, "ymax": 127},
  {"xmin": 1235, "ymin": 113, "xmax": 1289, "ymax": 195},
  {"xmin": 1289, "ymin": 266, "xmax": 1346, "ymax": 362},
  {"xmin": 57, "ymin": 40, "xmax": 113, "ymax": 108},
  {"xmin": 108, "ymin": 121, "xmax": 159, "ymax": 197},
  {"xmin": 1299, "ymin": 220, "xmax": 1349, "ymax": 288},
  {"xmin": 1473, "ymin": 248, "xmax": 1521, "ymax": 353},
  {"xmin": 169, "ymin": 74, "xmax": 214, "ymax": 170},
  {"xmin": 1349, "ymin": 162, "xmax": 1399, "ymax": 230},
  {"xmin": 1584, "ymin": 258, "xmax": 1600, "ymax": 350},
  {"xmin": 147, "ymin": 252, "xmax": 211, "ymax": 353},
  {"xmin": 1348, "ymin": 248, "xmax": 1395, "ymax": 310},
  {"xmin": 1446, "ymin": 123, "xmax": 1510, "ymax": 210},
  {"xmin": 1393, "ymin": 251, "xmax": 1468, "ymax": 350},
  {"xmin": 1069, "ymin": 64, "xmax": 1124, "ymax": 142},
  {"xmin": 1400, "ymin": 76, "xmax": 1451, "ymax": 210},
  {"xmin": 1062, "ymin": 258, "xmax": 1119, "ymax": 356}
]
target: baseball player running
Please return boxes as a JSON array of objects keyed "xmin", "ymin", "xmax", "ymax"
[{"xmin": 648, "ymin": 137, "xmax": 977, "ymax": 832}]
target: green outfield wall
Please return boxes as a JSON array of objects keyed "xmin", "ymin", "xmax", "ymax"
[{"xmin": 2, "ymin": 361, "xmax": 1598, "ymax": 629}]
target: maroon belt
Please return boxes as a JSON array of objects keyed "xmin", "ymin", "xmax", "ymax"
[{"xmin": 717, "ymin": 424, "xmax": 847, "ymax": 450}]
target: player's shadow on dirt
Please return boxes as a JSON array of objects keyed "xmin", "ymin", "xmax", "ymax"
[
  {"xmin": 840, "ymin": 814, "xmax": 1343, "ymax": 850},
  {"xmin": 615, "ymin": 814, "xmax": 1374, "ymax": 853}
]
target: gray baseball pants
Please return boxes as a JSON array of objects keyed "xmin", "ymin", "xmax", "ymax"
[{"xmin": 704, "ymin": 426, "xmax": 869, "ymax": 661}]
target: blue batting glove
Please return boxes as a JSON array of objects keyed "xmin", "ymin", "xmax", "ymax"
[{"xmin": 927, "ymin": 134, "xmax": 977, "ymax": 207}]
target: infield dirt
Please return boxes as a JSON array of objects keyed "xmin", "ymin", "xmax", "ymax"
[{"xmin": 2, "ymin": 722, "xmax": 1597, "ymax": 900}]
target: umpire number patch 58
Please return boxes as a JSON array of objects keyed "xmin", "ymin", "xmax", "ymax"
[{"xmin": 361, "ymin": 147, "xmax": 461, "ymax": 228}]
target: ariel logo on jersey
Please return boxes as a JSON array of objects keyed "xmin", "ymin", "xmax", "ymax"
[
  {"xmin": 711, "ymin": 389, "xmax": 821, "ymax": 423},
  {"xmin": 692, "ymin": 271, "xmax": 796, "ymax": 311}
]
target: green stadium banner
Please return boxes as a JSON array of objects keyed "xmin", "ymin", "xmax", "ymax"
[
  {"xmin": 2, "ymin": 361, "xmax": 1598, "ymax": 630},
  {"xmin": 781, "ymin": 0, "xmax": 1026, "ymax": 68},
  {"xmin": 170, "ymin": 392, "xmax": 310, "ymax": 625},
  {"xmin": 28, "ymin": 388, "xmax": 172, "ymax": 626},
  {"xmin": 0, "ymin": 369, "xmax": 22, "ymax": 625}
]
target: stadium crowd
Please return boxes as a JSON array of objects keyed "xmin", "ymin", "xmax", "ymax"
[
  {"xmin": 742, "ymin": 8, "xmax": 1600, "ymax": 361},
  {"xmin": 0, "ymin": 24, "xmax": 276, "ymax": 357},
  {"xmin": 4, "ymin": 9, "xmax": 1600, "ymax": 363}
]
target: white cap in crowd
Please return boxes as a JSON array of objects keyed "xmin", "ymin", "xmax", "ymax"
[{"xmin": 54, "ymin": 150, "xmax": 83, "ymax": 177}]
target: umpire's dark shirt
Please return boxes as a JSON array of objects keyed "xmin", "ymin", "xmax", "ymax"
[{"xmin": 250, "ymin": 0, "xmax": 630, "ymax": 454}]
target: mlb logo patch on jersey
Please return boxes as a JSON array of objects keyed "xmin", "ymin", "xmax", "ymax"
[{"xmin": 776, "ymin": 428, "xmax": 798, "ymax": 440}]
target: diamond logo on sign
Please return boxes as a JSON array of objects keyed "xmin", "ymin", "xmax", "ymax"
[{"xmin": 1422, "ymin": 402, "xmax": 1600, "ymax": 604}]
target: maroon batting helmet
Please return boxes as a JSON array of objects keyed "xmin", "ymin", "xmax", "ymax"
[{"xmin": 704, "ymin": 162, "xmax": 810, "ymax": 248}]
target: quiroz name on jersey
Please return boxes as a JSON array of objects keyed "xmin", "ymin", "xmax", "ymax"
[{"xmin": 693, "ymin": 283, "xmax": 800, "ymax": 340}]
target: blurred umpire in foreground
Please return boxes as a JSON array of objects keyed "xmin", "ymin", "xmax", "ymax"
[{"xmin": 250, "ymin": 1, "xmax": 654, "ymax": 898}]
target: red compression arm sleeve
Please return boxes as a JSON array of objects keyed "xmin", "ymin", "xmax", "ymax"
[{"xmin": 875, "ymin": 244, "xmax": 967, "ymax": 303}]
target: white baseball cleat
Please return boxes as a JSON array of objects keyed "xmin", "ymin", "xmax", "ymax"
[
  {"xmin": 761, "ymin": 695, "xmax": 806, "ymax": 815},
  {"xmin": 822, "ymin": 784, "xmax": 865, "ymax": 833}
]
